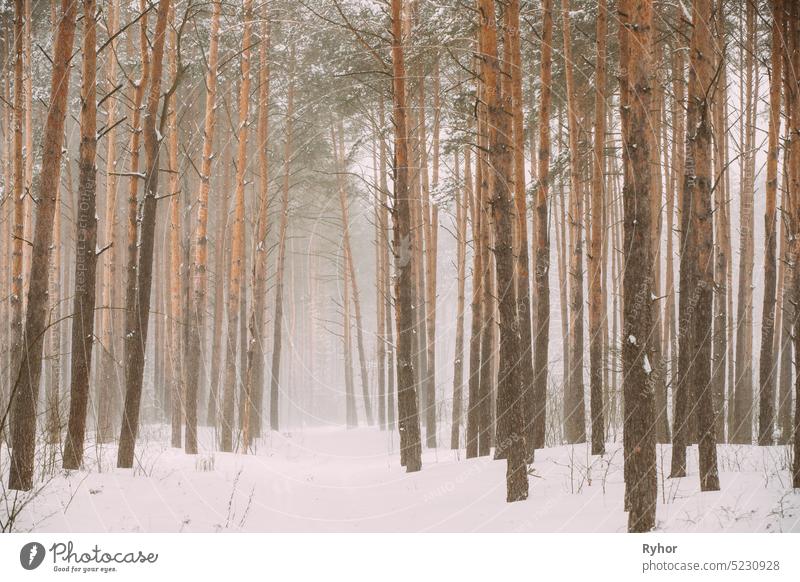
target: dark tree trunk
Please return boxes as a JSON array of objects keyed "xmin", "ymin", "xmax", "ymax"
[
  {"xmin": 63, "ymin": 0, "xmax": 100, "ymax": 470},
  {"xmin": 117, "ymin": 0, "xmax": 171, "ymax": 469},
  {"xmin": 619, "ymin": 0, "xmax": 657, "ymax": 532},
  {"xmin": 531, "ymin": 0, "xmax": 553, "ymax": 452},
  {"xmin": 757, "ymin": 0, "xmax": 782, "ymax": 446},
  {"xmin": 480, "ymin": 0, "xmax": 528, "ymax": 501},
  {"xmin": 688, "ymin": 0, "xmax": 720, "ymax": 492}
]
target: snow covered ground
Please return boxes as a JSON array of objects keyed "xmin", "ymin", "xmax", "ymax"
[{"xmin": 3, "ymin": 425, "xmax": 799, "ymax": 533}]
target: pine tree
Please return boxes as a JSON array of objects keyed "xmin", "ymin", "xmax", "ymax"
[
  {"xmin": 390, "ymin": 0, "xmax": 422, "ymax": 472},
  {"xmin": 117, "ymin": 0, "xmax": 172, "ymax": 469},
  {"xmin": 8, "ymin": 0, "xmax": 78, "ymax": 491},
  {"xmin": 63, "ymin": 0, "xmax": 100, "ymax": 470},
  {"xmin": 619, "ymin": 0, "xmax": 657, "ymax": 532}
]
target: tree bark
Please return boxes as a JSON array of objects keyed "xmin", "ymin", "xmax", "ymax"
[
  {"xmin": 451, "ymin": 148, "xmax": 467, "ymax": 449},
  {"xmin": 531, "ymin": 0, "xmax": 553, "ymax": 451},
  {"xmin": 117, "ymin": 0, "xmax": 171, "ymax": 469},
  {"xmin": 711, "ymin": 7, "xmax": 729, "ymax": 443},
  {"xmin": 688, "ymin": 0, "xmax": 720, "ymax": 491},
  {"xmin": 7, "ymin": 0, "xmax": 25, "ymax": 448},
  {"xmin": 588, "ymin": 0, "xmax": 607, "ymax": 456},
  {"xmin": 242, "ymin": 11, "xmax": 269, "ymax": 448},
  {"xmin": 119, "ymin": 0, "xmax": 150, "ymax": 458},
  {"xmin": 757, "ymin": 0, "xmax": 782, "ymax": 446},
  {"xmin": 97, "ymin": 0, "xmax": 120, "ymax": 444},
  {"xmin": 619, "ymin": 0, "xmax": 657, "ymax": 532},
  {"xmin": 479, "ymin": 0, "xmax": 528, "ymax": 501},
  {"xmin": 732, "ymin": 1, "xmax": 757, "ymax": 445},
  {"xmin": 561, "ymin": 0, "xmax": 586, "ymax": 445},
  {"xmin": 63, "ymin": 0, "xmax": 100, "ymax": 470},
  {"xmin": 220, "ymin": 0, "xmax": 253, "ymax": 452},
  {"xmin": 8, "ymin": 0, "xmax": 77, "ymax": 490},
  {"xmin": 378, "ymin": 95, "xmax": 396, "ymax": 431},
  {"xmin": 166, "ymin": 19, "xmax": 183, "ymax": 450},
  {"xmin": 787, "ymin": 0, "xmax": 800, "ymax": 489},
  {"xmin": 390, "ymin": 0, "xmax": 422, "ymax": 472},
  {"xmin": 503, "ymin": 0, "xmax": 535, "ymax": 460},
  {"xmin": 206, "ymin": 145, "xmax": 231, "ymax": 426},
  {"xmin": 185, "ymin": 0, "xmax": 221, "ymax": 453}
]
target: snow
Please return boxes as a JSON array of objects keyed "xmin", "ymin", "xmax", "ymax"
[
  {"xmin": 3, "ymin": 426, "xmax": 799, "ymax": 533},
  {"xmin": 643, "ymin": 355, "xmax": 652, "ymax": 375}
]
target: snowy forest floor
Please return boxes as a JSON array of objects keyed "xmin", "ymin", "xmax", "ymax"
[{"xmin": 3, "ymin": 426, "xmax": 800, "ymax": 533}]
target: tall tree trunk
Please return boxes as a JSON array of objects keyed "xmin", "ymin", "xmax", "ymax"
[
  {"xmin": 732, "ymin": 1, "xmax": 757, "ymax": 444},
  {"xmin": 390, "ymin": 0, "xmax": 422, "ymax": 472},
  {"xmin": 342, "ymin": 240, "xmax": 357, "ymax": 427},
  {"xmin": 378, "ymin": 95, "xmax": 396, "ymax": 431},
  {"xmin": 777, "ymin": 114, "xmax": 793, "ymax": 444},
  {"xmin": 206, "ymin": 145, "xmax": 231, "ymax": 426},
  {"xmin": 531, "ymin": 0, "xmax": 553, "ymax": 451},
  {"xmin": 7, "ymin": 0, "xmax": 77, "ymax": 490},
  {"xmin": 119, "ymin": 0, "xmax": 150, "ymax": 457},
  {"xmin": 711, "ymin": 5, "xmax": 729, "ymax": 442},
  {"xmin": 788, "ymin": 0, "xmax": 800, "ymax": 489},
  {"xmin": 417, "ymin": 65, "xmax": 436, "ymax": 448},
  {"xmin": 450, "ymin": 148, "xmax": 467, "ymax": 449},
  {"xmin": 561, "ymin": 0, "xmax": 586, "ymax": 444},
  {"xmin": 21, "ymin": 0, "xmax": 32, "ymax": 300},
  {"xmin": 688, "ymin": 0, "xmax": 720, "ymax": 491},
  {"xmin": 649, "ymin": 55, "xmax": 669, "ymax": 444},
  {"xmin": 555, "ymin": 114, "xmax": 570, "ymax": 442},
  {"xmin": 186, "ymin": 0, "xmax": 221, "ymax": 451},
  {"xmin": 7, "ymin": 0, "xmax": 25, "ymax": 447},
  {"xmin": 476, "ymin": 78, "xmax": 495, "ymax": 457},
  {"xmin": 588, "ymin": 0, "xmax": 607, "ymax": 455},
  {"xmin": 670, "ymin": 1, "xmax": 697, "ymax": 477},
  {"xmin": 97, "ymin": 0, "xmax": 120, "ymax": 444},
  {"xmin": 242, "ymin": 11, "xmax": 269, "ymax": 448},
  {"xmin": 45, "ymin": 166, "xmax": 62, "ymax": 446},
  {"xmin": 375, "ymin": 134, "xmax": 386, "ymax": 431},
  {"xmin": 63, "ymin": 0, "xmax": 100, "ymax": 470},
  {"xmin": 479, "ymin": 0, "xmax": 528, "ymax": 502},
  {"xmin": 117, "ymin": 0, "xmax": 171, "ymax": 469},
  {"xmin": 166, "ymin": 20, "xmax": 183, "ymax": 450},
  {"xmin": 466, "ymin": 133, "xmax": 483, "ymax": 458},
  {"xmin": 44, "ymin": 0, "xmax": 62, "ymax": 448},
  {"xmin": 758, "ymin": 0, "xmax": 782, "ymax": 446},
  {"xmin": 619, "ymin": 0, "xmax": 657, "ymax": 532},
  {"xmin": 220, "ymin": 0, "xmax": 253, "ymax": 452},
  {"xmin": 504, "ymin": 0, "xmax": 535, "ymax": 460}
]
